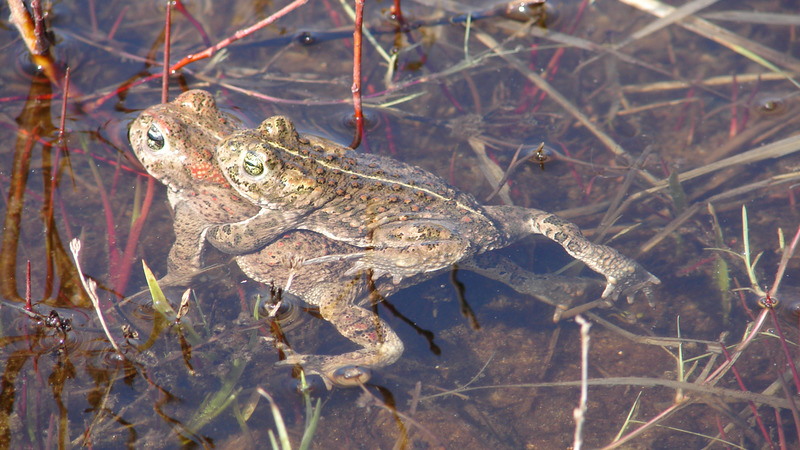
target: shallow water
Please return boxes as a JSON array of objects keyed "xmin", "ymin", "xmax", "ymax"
[{"xmin": 1, "ymin": 0, "xmax": 800, "ymax": 448}]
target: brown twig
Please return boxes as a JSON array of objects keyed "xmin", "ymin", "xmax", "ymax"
[{"xmin": 7, "ymin": 0, "xmax": 63, "ymax": 89}]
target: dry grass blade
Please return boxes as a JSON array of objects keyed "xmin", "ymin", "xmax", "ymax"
[
  {"xmin": 637, "ymin": 172, "xmax": 800, "ymax": 254},
  {"xmin": 767, "ymin": 221, "xmax": 800, "ymax": 298},
  {"xmin": 618, "ymin": 0, "xmax": 800, "ymax": 80},
  {"xmin": 595, "ymin": 146, "xmax": 654, "ymax": 243},
  {"xmin": 632, "ymin": 133, "xmax": 800, "ymax": 201},
  {"xmin": 621, "ymin": 72, "xmax": 793, "ymax": 94},
  {"xmin": 579, "ymin": 0, "xmax": 722, "ymax": 70},
  {"xmin": 420, "ymin": 376, "xmax": 793, "ymax": 409},
  {"xmin": 602, "ymin": 402, "xmax": 689, "ymax": 450},
  {"xmin": 69, "ymin": 238, "xmax": 122, "ymax": 354},
  {"xmin": 502, "ymin": 22, "xmax": 702, "ymax": 88},
  {"xmin": 701, "ymin": 10, "xmax": 800, "ymax": 26},
  {"xmin": 467, "ymin": 137, "xmax": 513, "ymax": 205}
]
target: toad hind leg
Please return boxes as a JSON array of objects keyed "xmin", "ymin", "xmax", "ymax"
[
  {"xmin": 277, "ymin": 284, "xmax": 404, "ymax": 388},
  {"xmin": 487, "ymin": 205, "xmax": 660, "ymax": 303},
  {"xmin": 343, "ymin": 220, "xmax": 471, "ymax": 283}
]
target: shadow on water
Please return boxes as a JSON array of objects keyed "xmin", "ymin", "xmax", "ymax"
[{"xmin": 1, "ymin": 0, "xmax": 800, "ymax": 447}]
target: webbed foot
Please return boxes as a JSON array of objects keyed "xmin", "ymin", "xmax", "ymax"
[
  {"xmin": 601, "ymin": 261, "xmax": 660, "ymax": 305},
  {"xmin": 275, "ymin": 351, "xmax": 372, "ymax": 389}
]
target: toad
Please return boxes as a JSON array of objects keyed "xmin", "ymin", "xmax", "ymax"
[{"xmin": 130, "ymin": 90, "xmax": 659, "ymax": 387}]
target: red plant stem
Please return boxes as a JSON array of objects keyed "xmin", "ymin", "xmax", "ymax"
[
  {"xmin": 170, "ymin": 0, "xmax": 308, "ymax": 73},
  {"xmin": 729, "ymin": 74, "xmax": 739, "ymax": 138},
  {"xmin": 53, "ymin": 67, "xmax": 73, "ymax": 201},
  {"xmin": 674, "ymin": 85, "xmax": 696, "ymax": 131},
  {"xmin": 114, "ymin": 177, "xmax": 156, "ymax": 297},
  {"xmin": 89, "ymin": 155, "xmax": 120, "ymax": 277},
  {"xmin": 391, "ymin": 0, "xmax": 405, "ymax": 25},
  {"xmin": 162, "ymin": 2, "xmax": 172, "ymax": 104},
  {"xmin": 531, "ymin": 0, "xmax": 589, "ymax": 111},
  {"xmin": 713, "ymin": 415, "xmax": 728, "ymax": 445},
  {"xmin": 31, "ymin": 0, "xmax": 46, "ymax": 54},
  {"xmin": 735, "ymin": 285, "xmax": 756, "ymax": 321},
  {"xmin": 26, "ymin": 261, "xmax": 32, "ymax": 311},
  {"xmin": 89, "ymin": 0, "xmax": 308, "ymax": 111},
  {"xmin": 738, "ymin": 77, "xmax": 762, "ymax": 133},
  {"xmin": 174, "ymin": 0, "xmax": 212, "ymax": 48},
  {"xmin": 349, "ymin": 0, "xmax": 365, "ymax": 149},
  {"xmin": 768, "ymin": 308, "xmax": 800, "ymax": 392},
  {"xmin": 559, "ymin": 143, "xmax": 585, "ymax": 192},
  {"xmin": 775, "ymin": 408, "xmax": 786, "ymax": 450},
  {"xmin": 705, "ymin": 308, "xmax": 770, "ymax": 383},
  {"xmin": 719, "ymin": 344, "xmax": 775, "ymax": 449},
  {"xmin": 106, "ymin": 6, "xmax": 128, "ymax": 41},
  {"xmin": 599, "ymin": 402, "xmax": 683, "ymax": 450},
  {"xmin": 88, "ymin": 0, "xmax": 98, "ymax": 33},
  {"xmin": 58, "ymin": 68, "xmax": 70, "ymax": 142},
  {"xmin": 321, "ymin": 0, "xmax": 344, "ymax": 28},
  {"xmin": 776, "ymin": 368, "xmax": 800, "ymax": 446},
  {"xmin": 675, "ymin": 256, "xmax": 716, "ymax": 276}
]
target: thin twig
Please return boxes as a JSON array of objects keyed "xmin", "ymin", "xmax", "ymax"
[
  {"xmin": 161, "ymin": 1, "xmax": 171, "ymax": 104},
  {"xmin": 573, "ymin": 315, "xmax": 591, "ymax": 450},
  {"xmin": 69, "ymin": 238, "xmax": 122, "ymax": 354}
]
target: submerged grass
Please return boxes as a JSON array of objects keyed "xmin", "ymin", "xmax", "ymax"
[{"xmin": 258, "ymin": 371, "xmax": 322, "ymax": 450}]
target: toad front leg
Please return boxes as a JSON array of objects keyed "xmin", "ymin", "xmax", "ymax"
[
  {"xmin": 205, "ymin": 208, "xmax": 308, "ymax": 254},
  {"xmin": 158, "ymin": 202, "xmax": 210, "ymax": 286}
]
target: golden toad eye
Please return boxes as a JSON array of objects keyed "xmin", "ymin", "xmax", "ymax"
[
  {"xmin": 146, "ymin": 124, "xmax": 165, "ymax": 151},
  {"xmin": 243, "ymin": 150, "xmax": 264, "ymax": 176},
  {"xmin": 755, "ymin": 97, "xmax": 788, "ymax": 116}
]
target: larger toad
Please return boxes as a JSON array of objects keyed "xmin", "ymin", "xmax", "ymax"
[
  {"xmin": 128, "ymin": 90, "xmax": 261, "ymax": 285},
  {"xmin": 209, "ymin": 115, "xmax": 660, "ymax": 302}
]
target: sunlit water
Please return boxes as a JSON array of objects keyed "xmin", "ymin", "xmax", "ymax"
[{"xmin": 1, "ymin": 0, "xmax": 799, "ymax": 447}]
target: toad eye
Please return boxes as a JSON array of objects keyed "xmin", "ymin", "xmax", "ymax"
[
  {"xmin": 243, "ymin": 150, "xmax": 264, "ymax": 176},
  {"xmin": 146, "ymin": 124, "xmax": 166, "ymax": 151}
]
